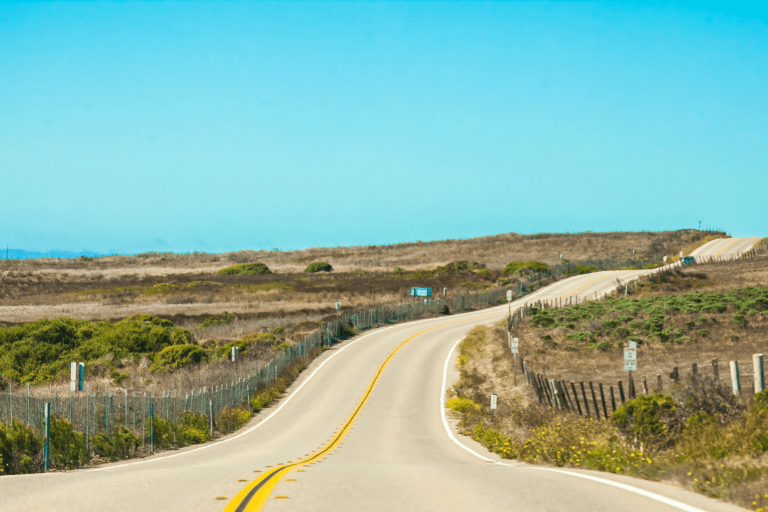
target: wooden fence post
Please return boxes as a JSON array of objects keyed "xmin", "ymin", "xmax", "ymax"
[
  {"xmin": 570, "ymin": 382, "xmax": 583, "ymax": 416},
  {"xmin": 599, "ymin": 383, "xmax": 608, "ymax": 418},
  {"xmin": 589, "ymin": 382, "xmax": 600, "ymax": 420},
  {"xmin": 618, "ymin": 381, "xmax": 626, "ymax": 404},
  {"xmin": 609, "ymin": 385, "xmax": 616, "ymax": 412},
  {"xmin": 712, "ymin": 359, "xmax": 719, "ymax": 380},
  {"xmin": 692, "ymin": 363, "xmax": 698, "ymax": 379},
  {"xmin": 670, "ymin": 366, "xmax": 679, "ymax": 383},
  {"xmin": 642, "ymin": 376, "xmax": 649, "ymax": 395},
  {"xmin": 656, "ymin": 374, "xmax": 663, "ymax": 391},
  {"xmin": 580, "ymin": 382, "xmax": 591, "ymax": 418}
]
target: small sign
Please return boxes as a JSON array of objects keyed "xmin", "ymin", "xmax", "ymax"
[
  {"xmin": 410, "ymin": 287, "xmax": 431, "ymax": 297},
  {"xmin": 624, "ymin": 361, "xmax": 637, "ymax": 371},
  {"xmin": 628, "ymin": 341, "xmax": 637, "ymax": 350},
  {"xmin": 510, "ymin": 337, "xmax": 519, "ymax": 354},
  {"xmin": 679, "ymin": 251, "xmax": 683, "ymax": 258},
  {"xmin": 70, "ymin": 362, "xmax": 77, "ymax": 392},
  {"xmin": 506, "ymin": 290, "xmax": 513, "ymax": 302},
  {"xmin": 663, "ymin": 256, "xmax": 668, "ymax": 262},
  {"xmin": 490, "ymin": 394, "xmax": 497, "ymax": 410},
  {"xmin": 624, "ymin": 348, "xmax": 636, "ymax": 361},
  {"xmin": 335, "ymin": 302, "xmax": 341, "ymax": 310},
  {"xmin": 78, "ymin": 363, "xmax": 85, "ymax": 392}
]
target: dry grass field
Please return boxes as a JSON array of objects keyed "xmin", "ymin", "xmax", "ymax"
[
  {"xmin": 518, "ymin": 250, "xmax": 768, "ymax": 391},
  {"xmin": 0, "ymin": 229, "xmax": 720, "ymax": 330}
]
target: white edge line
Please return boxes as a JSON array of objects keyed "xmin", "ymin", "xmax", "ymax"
[
  {"xmin": 89, "ymin": 324, "xmax": 397, "ymax": 472},
  {"xmin": 440, "ymin": 338, "xmax": 709, "ymax": 512},
  {"xmin": 90, "ymin": 247, "xmax": 741, "ymax": 473}
]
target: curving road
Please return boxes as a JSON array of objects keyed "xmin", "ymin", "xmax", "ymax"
[{"xmin": 0, "ymin": 237, "xmax": 760, "ymax": 512}]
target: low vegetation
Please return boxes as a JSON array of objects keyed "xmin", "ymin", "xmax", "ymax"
[
  {"xmin": 0, "ymin": 315, "xmax": 193, "ymax": 385},
  {"xmin": 502, "ymin": 261, "xmax": 549, "ymax": 274},
  {"xmin": 304, "ymin": 262, "xmax": 333, "ymax": 273},
  {"xmin": 216, "ymin": 262, "xmax": 271, "ymax": 275},
  {"xmin": 449, "ymin": 279, "xmax": 768, "ymax": 510}
]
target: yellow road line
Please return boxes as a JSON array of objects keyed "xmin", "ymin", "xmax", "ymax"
[
  {"xmin": 713, "ymin": 238, "xmax": 739, "ymax": 257},
  {"xmin": 224, "ymin": 314, "xmax": 497, "ymax": 512}
]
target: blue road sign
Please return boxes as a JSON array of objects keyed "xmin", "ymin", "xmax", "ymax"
[{"xmin": 410, "ymin": 287, "xmax": 431, "ymax": 297}]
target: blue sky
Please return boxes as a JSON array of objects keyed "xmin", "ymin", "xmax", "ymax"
[{"xmin": 1, "ymin": 1, "xmax": 766, "ymax": 256}]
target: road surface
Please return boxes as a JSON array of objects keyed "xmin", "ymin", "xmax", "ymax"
[{"xmin": 0, "ymin": 237, "xmax": 760, "ymax": 512}]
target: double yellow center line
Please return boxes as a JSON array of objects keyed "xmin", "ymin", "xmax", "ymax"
[{"xmin": 224, "ymin": 314, "xmax": 496, "ymax": 511}]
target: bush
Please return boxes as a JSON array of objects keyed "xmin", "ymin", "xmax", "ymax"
[
  {"xmin": 150, "ymin": 344, "xmax": 208, "ymax": 372},
  {"xmin": 0, "ymin": 315, "xmax": 193, "ymax": 385},
  {"xmin": 180, "ymin": 412, "xmax": 211, "ymax": 444},
  {"xmin": 305, "ymin": 262, "xmax": 333, "ymax": 273},
  {"xmin": 0, "ymin": 419, "xmax": 42, "ymax": 474},
  {"xmin": 565, "ymin": 264, "xmax": 600, "ymax": 276},
  {"xmin": 612, "ymin": 394, "xmax": 679, "ymax": 450},
  {"xmin": 447, "ymin": 397, "xmax": 481, "ymax": 414},
  {"xmin": 216, "ymin": 263, "xmax": 271, "ymax": 275},
  {"xmin": 200, "ymin": 313, "xmax": 235, "ymax": 329},
  {"xmin": 216, "ymin": 406, "xmax": 253, "ymax": 435},
  {"xmin": 438, "ymin": 304, "xmax": 450, "ymax": 315},
  {"xmin": 92, "ymin": 425, "xmax": 139, "ymax": 462},
  {"xmin": 503, "ymin": 261, "xmax": 549, "ymax": 274},
  {"xmin": 250, "ymin": 387, "xmax": 282, "ymax": 412}
]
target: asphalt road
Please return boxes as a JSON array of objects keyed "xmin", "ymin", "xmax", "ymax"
[{"xmin": 0, "ymin": 237, "xmax": 760, "ymax": 512}]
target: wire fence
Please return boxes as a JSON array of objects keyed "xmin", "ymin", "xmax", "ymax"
[{"xmin": 2, "ymin": 248, "xmax": 750, "ymax": 446}]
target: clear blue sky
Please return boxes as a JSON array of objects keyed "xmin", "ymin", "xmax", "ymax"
[{"xmin": 1, "ymin": 1, "xmax": 766, "ymax": 255}]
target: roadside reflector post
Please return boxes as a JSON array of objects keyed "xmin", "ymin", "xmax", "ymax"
[
  {"xmin": 754, "ymin": 354, "xmax": 764, "ymax": 394},
  {"xmin": 730, "ymin": 361, "xmax": 741, "ymax": 396},
  {"xmin": 78, "ymin": 362, "xmax": 85, "ymax": 392},
  {"xmin": 209, "ymin": 400, "xmax": 214, "ymax": 437},
  {"xmin": 44, "ymin": 402, "xmax": 50, "ymax": 472},
  {"xmin": 490, "ymin": 394, "xmax": 497, "ymax": 415}
]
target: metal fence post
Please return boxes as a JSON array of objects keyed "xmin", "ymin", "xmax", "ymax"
[{"xmin": 149, "ymin": 403, "xmax": 154, "ymax": 452}]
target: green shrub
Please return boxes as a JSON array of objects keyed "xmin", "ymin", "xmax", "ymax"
[
  {"xmin": 148, "ymin": 416, "xmax": 182, "ymax": 449},
  {"xmin": 733, "ymin": 315, "xmax": 748, "ymax": 326},
  {"xmin": 250, "ymin": 387, "xmax": 282, "ymax": 412},
  {"xmin": 0, "ymin": 419, "xmax": 42, "ymax": 474},
  {"xmin": 305, "ymin": 262, "xmax": 333, "ymax": 273},
  {"xmin": 216, "ymin": 406, "xmax": 253, "ymax": 435},
  {"xmin": 0, "ymin": 315, "xmax": 192, "ymax": 385},
  {"xmin": 216, "ymin": 263, "xmax": 271, "ymax": 275},
  {"xmin": 91, "ymin": 425, "xmax": 139, "ymax": 462},
  {"xmin": 612, "ymin": 394, "xmax": 679, "ymax": 450},
  {"xmin": 503, "ymin": 261, "xmax": 549, "ymax": 274},
  {"xmin": 151, "ymin": 344, "xmax": 208, "ymax": 372},
  {"xmin": 180, "ymin": 412, "xmax": 211, "ymax": 444},
  {"xmin": 200, "ymin": 313, "xmax": 235, "ymax": 329},
  {"xmin": 565, "ymin": 264, "xmax": 599, "ymax": 276}
]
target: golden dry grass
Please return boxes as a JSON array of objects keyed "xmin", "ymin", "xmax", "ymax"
[{"xmin": 0, "ymin": 229, "xmax": 718, "ymax": 327}]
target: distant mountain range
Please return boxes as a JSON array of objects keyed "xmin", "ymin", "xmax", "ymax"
[{"xmin": 2, "ymin": 248, "xmax": 108, "ymax": 260}]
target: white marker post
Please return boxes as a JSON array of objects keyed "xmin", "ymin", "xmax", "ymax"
[
  {"xmin": 511, "ymin": 337, "xmax": 519, "ymax": 386},
  {"xmin": 490, "ymin": 394, "xmax": 497, "ymax": 415},
  {"xmin": 625, "ymin": 341, "xmax": 637, "ymax": 397},
  {"xmin": 70, "ymin": 362, "xmax": 77, "ymax": 392}
]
